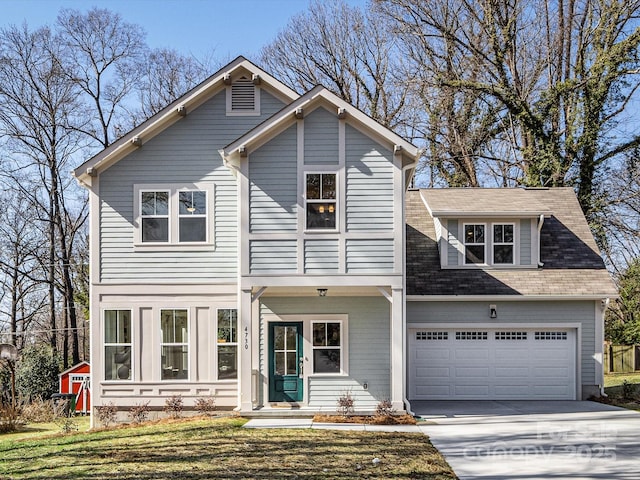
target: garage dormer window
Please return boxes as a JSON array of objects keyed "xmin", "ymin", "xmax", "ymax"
[
  {"xmin": 226, "ymin": 75, "xmax": 260, "ymax": 116},
  {"xmin": 493, "ymin": 223, "xmax": 515, "ymax": 264},
  {"xmin": 464, "ymin": 224, "xmax": 485, "ymax": 264},
  {"xmin": 306, "ymin": 173, "xmax": 337, "ymax": 230}
]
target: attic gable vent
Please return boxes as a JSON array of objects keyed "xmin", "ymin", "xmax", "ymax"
[{"xmin": 227, "ymin": 75, "xmax": 260, "ymax": 116}]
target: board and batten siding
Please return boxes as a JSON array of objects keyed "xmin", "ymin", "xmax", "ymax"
[
  {"xmin": 304, "ymin": 107, "xmax": 339, "ymax": 165},
  {"xmin": 259, "ymin": 296, "xmax": 390, "ymax": 409},
  {"xmin": 99, "ymin": 89, "xmax": 286, "ymax": 282},
  {"xmin": 406, "ymin": 300, "xmax": 597, "ymax": 387},
  {"xmin": 345, "ymin": 125, "xmax": 394, "ymax": 231},
  {"xmin": 249, "ymin": 125, "xmax": 298, "ymax": 232}
]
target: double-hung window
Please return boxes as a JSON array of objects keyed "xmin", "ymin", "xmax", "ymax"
[
  {"xmin": 464, "ymin": 224, "xmax": 485, "ymax": 264},
  {"xmin": 104, "ymin": 310, "xmax": 131, "ymax": 381},
  {"xmin": 493, "ymin": 223, "xmax": 514, "ymax": 264},
  {"xmin": 141, "ymin": 191, "xmax": 169, "ymax": 242},
  {"xmin": 160, "ymin": 309, "xmax": 188, "ymax": 380},
  {"xmin": 312, "ymin": 321, "xmax": 342, "ymax": 374},
  {"xmin": 306, "ymin": 173, "xmax": 337, "ymax": 230},
  {"xmin": 136, "ymin": 184, "xmax": 211, "ymax": 245},
  {"xmin": 217, "ymin": 309, "xmax": 238, "ymax": 380}
]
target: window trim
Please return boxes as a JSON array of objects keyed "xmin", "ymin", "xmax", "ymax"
[
  {"xmin": 226, "ymin": 75, "xmax": 261, "ymax": 116},
  {"xmin": 133, "ymin": 183, "xmax": 214, "ymax": 250},
  {"xmin": 492, "ymin": 222, "xmax": 516, "ymax": 265},
  {"xmin": 103, "ymin": 309, "xmax": 133, "ymax": 382},
  {"xmin": 304, "ymin": 171, "xmax": 339, "ymax": 232},
  {"xmin": 216, "ymin": 307, "xmax": 238, "ymax": 382},
  {"xmin": 159, "ymin": 308, "xmax": 190, "ymax": 382}
]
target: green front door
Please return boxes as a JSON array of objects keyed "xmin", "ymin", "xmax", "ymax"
[{"xmin": 268, "ymin": 322, "xmax": 303, "ymax": 402}]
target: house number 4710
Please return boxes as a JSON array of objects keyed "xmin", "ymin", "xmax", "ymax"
[{"xmin": 244, "ymin": 326, "xmax": 249, "ymax": 350}]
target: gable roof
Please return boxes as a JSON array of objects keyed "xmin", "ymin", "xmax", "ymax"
[
  {"xmin": 406, "ymin": 188, "xmax": 618, "ymax": 298},
  {"xmin": 423, "ymin": 188, "xmax": 551, "ymax": 218},
  {"xmin": 221, "ymin": 85, "xmax": 420, "ymax": 168},
  {"xmin": 73, "ymin": 56, "xmax": 299, "ymax": 186}
]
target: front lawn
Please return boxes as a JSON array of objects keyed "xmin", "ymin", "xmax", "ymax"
[
  {"xmin": 602, "ymin": 372, "xmax": 640, "ymax": 411},
  {"xmin": 0, "ymin": 416, "xmax": 457, "ymax": 479}
]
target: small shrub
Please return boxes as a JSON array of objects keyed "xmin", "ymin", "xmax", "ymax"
[
  {"xmin": 163, "ymin": 395, "xmax": 183, "ymax": 419},
  {"xmin": 20, "ymin": 398, "xmax": 55, "ymax": 423},
  {"xmin": 0, "ymin": 403, "xmax": 22, "ymax": 433},
  {"xmin": 56, "ymin": 416, "xmax": 78, "ymax": 434},
  {"xmin": 95, "ymin": 402, "xmax": 118, "ymax": 427},
  {"xmin": 336, "ymin": 390, "xmax": 355, "ymax": 418},
  {"xmin": 194, "ymin": 396, "xmax": 216, "ymax": 416},
  {"xmin": 52, "ymin": 398, "xmax": 73, "ymax": 418},
  {"xmin": 128, "ymin": 401, "xmax": 150, "ymax": 424},
  {"xmin": 622, "ymin": 380, "xmax": 636, "ymax": 400},
  {"xmin": 375, "ymin": 399, "xmax": 395, "ymax": 418}
]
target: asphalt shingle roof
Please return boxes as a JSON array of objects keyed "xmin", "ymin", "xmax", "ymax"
[{"xmin": 406, "ymin": 188, "xmax": 618, "ymax": 297}]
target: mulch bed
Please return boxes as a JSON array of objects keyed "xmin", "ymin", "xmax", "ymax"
[{"xmin": 312, "ymin": 414, "xmax": 417, "ymax": 425}]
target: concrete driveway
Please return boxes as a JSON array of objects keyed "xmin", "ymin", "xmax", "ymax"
[{"xmin": 412, "ymin": 400, "xmax": 640, "ymax": 480}]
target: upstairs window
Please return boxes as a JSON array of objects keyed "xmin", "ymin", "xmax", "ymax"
[
  {"xmin": 141, "ymin": 191, "xmax": 169, "ymax": 242},
  {"xmin": 135, "ymin": 184, "xmax": 212, "ymax": 246},
  {"xmin": 178, "ymin": 191, "xmax": 207, "ymax": 242},
  {"xmin": 464, "ymin": 224, "xmax": 485, "ymax": 264},
  {"xmin": 306, "ymin": 173, "xmax": 337, "ymax": 230},
  {"xmin": 227, "ymin": 75, "xmax": 260, "ymax": 115},
  {"xmin": 493, "ymin": 224, "xmax": 514, "ymax": 264}
]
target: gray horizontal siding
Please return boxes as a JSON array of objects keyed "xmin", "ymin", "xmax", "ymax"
[
  {"xmin": 249, "ymin": 240, "xmax": 297, "ymax": 273},
  {"xmin": 304, "ymin": 239, "xmax": 339, "ymax": 274},
  {"xmin": 520, "ymin": 218, "xmax": 532, "ymax": 264},
  {"xmin": 345, "ymin": 125, "xmax": 394, "ymax": 231},
  {"xmin": 249, "ymin": 125, "xmax": 298, "ymax": 232},
  {"xmin": 406, "ymin": 300, "xmax": 597, "ymax": 385},
  {"xmin": 259, "ymin": 296, "xmax": 390, "ymax": 409},
  {"xmin": 99, "ymin": 89, "xmax": 286, "ymax": 282},
  {"xmin": 447, "ymin": 219, "xmax": 459, "ymax": 266},
  {"xmin": 304, "ymin": 107, "xmax": 339, "ymax": 165},
  {"xmin": 346, "ymin": 238, "xmax": 395, "ymax": 273}
]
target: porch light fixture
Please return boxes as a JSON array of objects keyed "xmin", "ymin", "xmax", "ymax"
[
  {"xmin": 317, "ymin": 288, "xmax": 328, "ymax": 297},
  {"xmin": 489, "ymin": 304, "xmax": 497, "ymax": 319}
]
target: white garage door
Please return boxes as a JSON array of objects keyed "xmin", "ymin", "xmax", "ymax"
[{"xmin": 409, "ymin": 328, "xmax": 576, "ymax": 400}]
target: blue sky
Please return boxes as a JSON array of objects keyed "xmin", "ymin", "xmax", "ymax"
[{"xmin": 2, "ymin": 0, "xmax": 367, "ymax": 62}]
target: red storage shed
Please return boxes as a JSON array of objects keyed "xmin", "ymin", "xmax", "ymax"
[{"xmin": 59, "ymin": 362, "xmax": 91, "ymax": 414}]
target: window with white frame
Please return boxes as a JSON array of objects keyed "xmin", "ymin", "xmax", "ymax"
[
  {"xmin": 306, "ymin": 173, "xmax": 337, "ymax": 230},
  {"xmin": 312, "ymin": 321, "xmax": 342, "ymax": 374},
  {"xmin": 160, "ymin": 309, "xmax": 188, "ymax": 380},
  {"xmin": 136, "ymin": 185, "xmax": 212, "ymax": 245},
  {"xmin": 464, "ymin": 224, "xmax": 485, "ymax": 264},
  {"xmin": 217, "ymin": 309, "xmax": 237, "ymax": 380},
  {"xmin": 141, "ymin": 191, "xmax": 169, "ymax": 242},
  {"xmin": 104, "ymin": 310, "xmax": 131, "ymax": 381},
  {"xmin": 493, "ymin": 223, "xmax": 515, "ymax": 264}
]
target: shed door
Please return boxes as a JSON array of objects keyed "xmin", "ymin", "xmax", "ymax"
[{"xmin": 409, "ymin": 328, "xmax": 576, "ymax": 400}]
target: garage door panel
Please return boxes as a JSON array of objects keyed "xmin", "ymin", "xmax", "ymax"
[
  {"xmin": 409, "ymin": 328, "xmax": 576, "ymax": 400},
  {"xmin": 455, "ymin": 348, "xmax": 490, "ymax": 360}
]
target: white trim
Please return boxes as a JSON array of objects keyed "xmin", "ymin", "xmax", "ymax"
[
  {"xmin": 303, "ymin": 171, "xmax": 339, "ymax": 232},
  {"xmin": 310, "ymin": 319, "xmax": 347, "ymax": 376},
  {"xmin": 462, "ymin": 222, "xmax": 487, "ymax": 265},
  {"xmin": 491, "ymin": 222, "xmax": 516, "ymax": 266},
  {"xmin": 407, "ymin": 295, "xmax": 615, "ymax": 301},
  {"xmin": 102, "ymin": 309, "xmax": 133, "ymax": 382}
]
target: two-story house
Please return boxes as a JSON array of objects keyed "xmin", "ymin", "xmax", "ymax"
[{"xmin": 74, "ymin": 57, "xmax": 616, "ymax": 422}]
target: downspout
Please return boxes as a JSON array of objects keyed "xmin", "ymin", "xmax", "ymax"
[
  {"xmin": 537, "ymin": 214, "xmax": 545, "ymax": 267},
  {"xmin": 402, "ymin": 157, "xmax": 419, "ymax": 416}
]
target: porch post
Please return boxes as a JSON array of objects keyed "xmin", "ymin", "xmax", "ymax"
[
  {"xmin": 238, "ymin": 287, "xmax": 253, "ymax": 412},
  {"xmin": 390, "ymin": 286, "xmax": 404, "ymax": 410}
]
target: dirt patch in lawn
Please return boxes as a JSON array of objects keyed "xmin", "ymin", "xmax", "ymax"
[{"xmin": 313, "ymin": 413, "xmax": 417, "ymax": 425}]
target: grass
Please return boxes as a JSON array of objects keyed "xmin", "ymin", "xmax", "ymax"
[
  {"xmin": 602, "ymin": 372, "xmax": 640, "ymax": 411},
  {"xmin": 0, "ymin": 416, "xmax": 457, "ymax": 479},
  {"xmin": 1, "ymin": 416, "xmax": 91, "ymax": 443}
]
